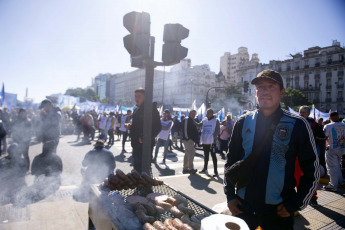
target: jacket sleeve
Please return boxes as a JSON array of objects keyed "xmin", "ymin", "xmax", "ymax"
[
  {"xmin": 223, "ymin": 119, "xmax": 244, "ymax": 202},
  {"xmin": 284, "ymin": 120, "xmax": 320, "ymax": 214}
]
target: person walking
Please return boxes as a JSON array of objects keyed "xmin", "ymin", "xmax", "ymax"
[
  {"xmin": 322, "ymin": 111, "xmax": 345, "ymax": 192},
  {"xmin": 224, "ymin": 70, "xmax": 319, "ymax": 230},
  {"xmin": 153, "ymin": 110, "xmax": 173, "ymax": 164},
  {"xmin": 11, "ymin": 109, "xmax": 32, "ymax": 172},
  {"xmin": 105, "ymin": 112, "xmax": 116, "ymax": 145},
  {"xmin": 181, "ymin": 110, "xmax": 198, "ymax": 174},
  {"xmin": 218, "ymin": 120, "xmax": 229, "ymax": 160},
  {"xmin": 98, "ymin": 112, "xmax": 108, "ymax": 141},
  {"xmin": 297, "ymin": 105, "xmax": 326, "ymax": 206},
  {"xmin": 199, "ymin": 109, "xmax": 220, "ymax": 177},
  {"xmin": 120, "ymin": 110, "xmax": 132, "ymax": 153},
  {"xmin": 38, "ymin": 99, "xmax": 61, "ymax": 153}
]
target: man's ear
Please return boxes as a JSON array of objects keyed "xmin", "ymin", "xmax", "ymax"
[{"xmin": 280, "ymin": 88, "xmax": 285, "ymax": 98}]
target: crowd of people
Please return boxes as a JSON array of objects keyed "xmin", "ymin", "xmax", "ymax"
[{"xmin": 1, "ymin": 69, "xmax": 345, "ymax": 228}]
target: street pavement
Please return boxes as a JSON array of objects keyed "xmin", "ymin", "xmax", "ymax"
[{"xmin": 0, "ymin": 134, "xmax": 344, "ymax": 229}]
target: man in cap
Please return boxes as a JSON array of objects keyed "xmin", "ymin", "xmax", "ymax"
[
  {"xmin": 224, "ymin": 70, "xmax": 319, "ymax": 229},
  {"xmin": 38, "ymin": 99, "xmax": 61, "ymax": 153},
  {"xmin": 81, "ymin": 139, "xmax": 115, "ymax": 184}
]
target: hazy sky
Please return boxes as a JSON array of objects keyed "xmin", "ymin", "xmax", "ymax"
[{"xmin": 1, "ymin": 0, "xmax": 344, "ymax": 102}]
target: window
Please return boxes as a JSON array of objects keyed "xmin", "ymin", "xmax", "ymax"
[
  {"xmin": 338, "ymin": 91, "xmax": 343, "ymax": 98},
  {"xmin": 327, "ymin": 92, "xmax": 331, "ymax": 99},
  {"xmin": 304, "ymin": 80, "xmax": 309, "ymax": 89},
  {"xmin": 250, "ymin": 74, "xmax": 253, "ymax": 81},
  {"xmin": 337, "ymin": 104, "xmax": 343, "ymax": 113},
  {"xmin": 326, "ymin": 104, "xmax": 331, "ymax": 112}
]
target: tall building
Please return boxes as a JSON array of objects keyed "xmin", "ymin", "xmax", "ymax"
[
  {"xmin": 220, "ymin": 47, "xmax": 259, "ymax": 84},
  {"xmin": 153, "ymin": 59, "xmax": 220, "ymax": 108},
  {"xmin": 234, "ymin": 40, "xmax": 345, "ymax": 114},
  {"xmin": 94, "ymin": 73, "xmax": 112, "ymax": 100}
]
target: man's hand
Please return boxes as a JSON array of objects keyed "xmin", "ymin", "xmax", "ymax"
[
  {"xmin": 277, "ymin": 204, "xmax": 290, "ymax": 217},
  {"xmin": 227, "ymin": 199, "xmax": 243, "ymax": 216},
  {"xmin": 139, "ymin": 138, "xmax": 143, "ymax": 144}
]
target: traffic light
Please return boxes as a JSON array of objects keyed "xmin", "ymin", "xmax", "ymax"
[
  {"xmin": 162, "ymin": 23, "xmax": 189, "ymax": 65},
  {"xmin": 243, "ymin": 81, "xmax": 249, "ymax": 93},
  {"xmin": 123, "ymin": 12, "xmax": 151, "ymax": 68}
]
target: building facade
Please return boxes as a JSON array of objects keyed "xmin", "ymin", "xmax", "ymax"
[
  {"xmin": 235, "ymin": 40, "xmax": 345, "ymax": 114},
  {"xmin": 93, "ymin": 73, "xmax": 112, "ymax": 100},
  {"xmin": 220, "ymin": 47, "xmax": 259, "ymax": 84},
  {"xmin": 105, "ymin": 59, "xmax": 222, "ymax": 108}
]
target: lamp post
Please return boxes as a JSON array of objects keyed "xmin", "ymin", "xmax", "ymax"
[
  {"xmin": 190, "ymin": 79, "xmax": 193, "ymax": 105},
  {"xmin": 206, "ymin": 87, "xmax": 226, "ymax": 109}
]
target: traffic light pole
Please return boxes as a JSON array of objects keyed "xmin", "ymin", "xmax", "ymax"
[
  {"xmin": 142, "ymin": 37, "xmax": 155, "ymax": 174},
  {"xmin": 206, "ymin": 87, "xmax": 226, "ymax": 109}
]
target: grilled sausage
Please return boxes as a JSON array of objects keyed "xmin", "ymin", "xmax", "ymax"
[
  {"xmin": 142, "ymin": 223, "xmax": 156, "ymax": 230},
  {"xmin": 170, "ymin": 206, "xmax": 184, "ymax": 218},
  {"xmin": 135, "ymin": 210, "xmax": 155, "ymax": 224},
  {"xmin": 178, "ymin": 203, "xmax": 195, "ymax": 216},
  {"xmin": 164, "ymin": 219, "xmax": 178, "ymax": 230},
  {"xmin": 153, "ymin": 221, "xmax": 166, "ymax": 230}
]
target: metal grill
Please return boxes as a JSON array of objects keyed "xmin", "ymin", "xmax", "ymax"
[{"xmin": 118, "ymin": 184, "xmax": 216, "ymax": 223}]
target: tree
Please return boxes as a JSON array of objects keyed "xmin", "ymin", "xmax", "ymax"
[
  {"xmin": 65, "ymin": 88, "xmax": 99, "ymax": 102},
  {"xmin": 281, "ymin": 87, "xmax": 311, "ymax": 109}
]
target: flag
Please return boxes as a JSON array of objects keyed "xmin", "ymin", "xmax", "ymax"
[
  {"xmin": 177, "ymin": 110, "xmax": 181, "ymax": 121},
  {"xmin": 313, "ymin": 104, "xmax": 316, "ymax": 120},
  {"xmin": 197, "ymin": 103, "xmax": 206, "ymax": 121},
  {"xmin": 0, "ymin": 83, "xmax": 4, "ymax": 106},
  {"xmin": 159, "ymin": 105, "xmax": 163, "ymax": 116},
  {"xmin": 191, "ymin": 100, "xmax": 197, "ymax": 111},
  {"xmin": 217, "ymin": 107, "xmax": 225, "ymax": 121}
]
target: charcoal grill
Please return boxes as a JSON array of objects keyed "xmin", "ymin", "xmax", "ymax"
[{"xmin": 88, "ymin": 183, "xmax": 216, "ymax": 230}]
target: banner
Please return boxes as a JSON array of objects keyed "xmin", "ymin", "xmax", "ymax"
[
  {"xmin": 57, "ymin": 94, "xmax": 80, "ymax": 108},
  {"xmin": 3, "ymin": 92, "xmax": 17, "ymax": 111}
]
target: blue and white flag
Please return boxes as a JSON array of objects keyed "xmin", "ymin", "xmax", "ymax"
[
  {"xmin": 0, "ymin": 83, "xmax": 4, "ymax": 106},
  {"xmin": 217, "ymin": 107, "xmax": 225, "ymax": 121},
  {"xmin": 197, "ymin": 103, "xmax": 206, "ymax": 121},
  {"xmin": 191, "ymin": 100, "xmax": 197, "ymax": 111}
]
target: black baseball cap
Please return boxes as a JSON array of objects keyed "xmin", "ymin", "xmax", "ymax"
[{"xmin": 251, "ymin": 69, "xmax": 284, "ymax": 89}]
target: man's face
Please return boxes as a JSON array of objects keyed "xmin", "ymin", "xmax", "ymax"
[
  {"xmin": 299, "ymin": 110, "xmax": 309, "ymax": 119},
  {"xmin": 19, "ymin": 111, "xmax": 26, "ymax": 119},
  {"xmin": 135, "ymin": 92, "xmax": 145, "ymax": 106},
  {"xmin": 127, "ymin": 111, "xmax": 132, "ymax": 116},
  {"xmin": 206, "ymin": 110, "xmax": 213, "ymax": 119},
  {"xmin": 255, "ymin": 80, "xmax": 285, "ymax": 111},
  {"xmin": 189, "ymin": 111, "xmax": 196, "ymax": 119}
]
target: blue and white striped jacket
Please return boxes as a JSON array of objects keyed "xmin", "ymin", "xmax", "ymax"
[{"xmin": 224, "ymin": 108, "xmax": 319, "ymax": 215}]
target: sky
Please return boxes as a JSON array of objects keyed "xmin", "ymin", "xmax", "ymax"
[{"xmin": 0, "ymin": 0, "xmax": 344, "ymax": 103}]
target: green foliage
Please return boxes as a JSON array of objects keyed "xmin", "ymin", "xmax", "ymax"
[
  {"xmin": 281, "ymin": 87, "xmax": 312, "ymax": 109},
  {"xmin": 65, "ymin": 88, "xmax": 99, "ymax": 102}
]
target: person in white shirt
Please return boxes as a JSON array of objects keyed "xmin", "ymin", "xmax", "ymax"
[
  {"xmin": 199, "ymin": 109, "xmax": 220, "ymax": 177},
  {"xmin": 323, "ymin": 111, "xmax": 345, "ymax": 192},
  {"xmin": 153, "ymin": 110, "xmax": 173, "ymax": 164},
  {"xmin": 105, "ymin": 112, "xmax": 115, "ymax": 145},
  {"xmin": 119, "ymin": 110, "xmax": 132, "ymax": 153},
  {"xmin": 98, "ymin": 112, "xmax": 108, "ymax": 142}
]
